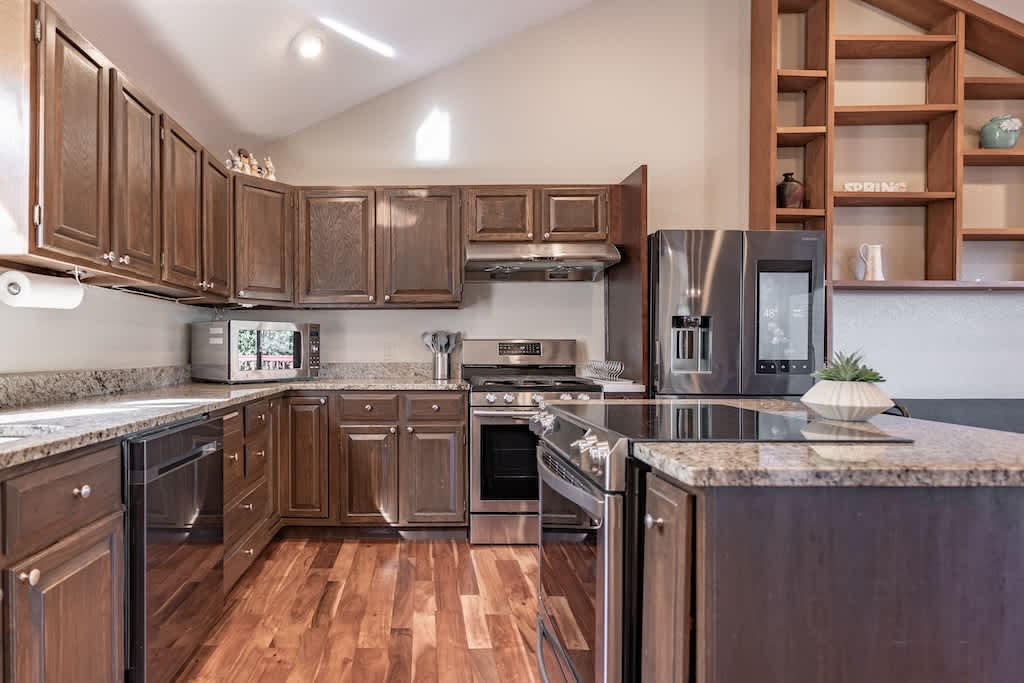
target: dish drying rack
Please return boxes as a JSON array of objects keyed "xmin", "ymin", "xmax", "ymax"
[{"xmin": 582, "ymin": 360, "xmax": 625, "ymax": 381}]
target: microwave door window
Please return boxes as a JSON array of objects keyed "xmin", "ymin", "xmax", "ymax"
[
  {"xmin": 237, "ymin": 329, "xmax": 258, "ymax": 372},
  {"xmin": 758, "ymin": 270, "xmax": 810, "ymax": 362},
  {"xmin": 259, "ymin": 330, "xmax": 299, "ymax": 371}
]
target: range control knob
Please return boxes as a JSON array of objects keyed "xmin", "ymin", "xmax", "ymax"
[
  {"xmin": 503, "ymin": 393, "xmax": 516, "ymax": 404},
  {"xmin": 588, "ymin": 441, "xmax": 611, "ymax": 475},
  {"xmin": 485, "ymin": 393, "xmax": 498, "ymax": 404},
  {"xmin": 559, "ymin": 392, "xmax": 574, "ymax": 401},
  {"xmin": 577, "ymin": 393, "xmax": 592, "ymax": 401},
  {"xmin": 531, "ymin": 393, "xmax": 545, "ymax": 406}
]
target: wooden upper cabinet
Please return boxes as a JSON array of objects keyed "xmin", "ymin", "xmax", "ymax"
[
  {"xmin": 399, "ymin": 424, "xmax": 466, "ymax": 525},
  {"xmin": 463, "ymin": 187, "xmax": 535, "ymax": 242},
  {"xmin": 160, "ymin": 115, "xmax": 202, "ymax": 290},
  {"xmin": 338, "ymin": 424, "xmax": 398, "ymax": 525},
  {"xmin": 378, "ymin": 187, "xmax": 462, "ymax": 305},
  {"xmin": 298, "ymin": 189, "xmax": 376, "ymax": 305},
  {"xmin": 201, "ymin": 151, "xmax": 233, "ymax": 298},
  {"xmin": 280, "ymin": 396, "xmax": 329, "ymax": 518},
  {"xmin": 234, "ymin": 175, "xmax": 294, "ymax": 302},
  {"xmin": 540, "ymin": 187, "xmax": 609, "ymax": 242},
  {"xmin": 8, "ymin": 512, "xmax": 124, "ymax": 683},
  {"xmin": 110, "ymin": 71, "xmax": 161, "ymax": 280},
  {"xmin": 37, "ymin": 6, "xmax": 111, "ymax": 263}
]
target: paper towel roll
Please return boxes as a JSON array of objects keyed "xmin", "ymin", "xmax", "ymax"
[{"xmin": 0, "ymin": 270, "xmax": 84, "ymax": 309}]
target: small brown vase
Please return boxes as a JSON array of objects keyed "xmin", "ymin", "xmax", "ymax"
[{"xmin": 776, "ymin": 173, "xmax": 805, "ymax": 209}]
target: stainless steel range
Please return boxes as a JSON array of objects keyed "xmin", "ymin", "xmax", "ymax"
[{"xmin": 463, "ymin": 339, "xmax": 601, "ymax": 545}]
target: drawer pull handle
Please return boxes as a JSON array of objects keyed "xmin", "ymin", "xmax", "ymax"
[
  {"xmin": 72, "ymin": 484, "xmax": 92, "ymax": 499},
  {"xmin": 18, "ymin": 569, "xmax": 40, "ymax": 587},
  {"xmin": 364, "ymin": 404, "xmax": 373, "ymax": 412},
  {"xmin": 243, "ymin": 548, "xmax": 255, "ymax": 557},
  {"xmin": 643, "ymin": 514, "xmax": 665, "ymax": 530},
  {"xmin": 228, "ymin": 452, "xmax": 240, "ymax": 463},
  {"xmin": 255, "ymin": 450, "xmax": 266, "ymax": 458},
  {"xmin": 241, "ymin": 503, "xmax": 255, "ymax": 512},
  {"xmin": 431, "ymin": 404, "xmax": 440, "ymax": 412}
]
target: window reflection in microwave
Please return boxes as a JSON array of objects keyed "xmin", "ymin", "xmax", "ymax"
[
  {"xmin": 237, "ymin": 329, "xmax": 258, "ymax": 371},
  {"xmin": 259, "ymin": 330, "xmax": 297, "ymax": 370}
]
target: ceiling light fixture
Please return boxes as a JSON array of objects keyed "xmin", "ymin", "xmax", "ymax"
[
  {"xmin": 296, "ymin": 33, "xmax": 323, "ymax": 59},
  {"xmin": 317, "ymin": 17, "xmax": 396, "ymax": 58}
]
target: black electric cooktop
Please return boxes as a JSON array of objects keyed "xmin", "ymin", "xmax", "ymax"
[{"xmin": 550, "ymin": 401, "xmax": 912, "ymax": 444}]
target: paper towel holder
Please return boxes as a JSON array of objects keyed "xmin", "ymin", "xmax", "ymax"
[{"xmin": 4, "ymin": 265, "xmax": 84, "ymax": 295}]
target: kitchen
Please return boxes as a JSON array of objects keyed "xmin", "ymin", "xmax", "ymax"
[{"xmin": 1, "ymin": 0, "xmax": 1024, "ymax": 682}]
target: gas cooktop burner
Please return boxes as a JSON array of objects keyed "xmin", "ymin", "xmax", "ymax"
[{"xmin": 472, "ymin": 376, "xmax": 601, "ymax": 392}]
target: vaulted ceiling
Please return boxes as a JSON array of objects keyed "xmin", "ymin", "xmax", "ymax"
[{"xmin": 47, "ymin": 0, "xmax": 594, "ymax": 148}]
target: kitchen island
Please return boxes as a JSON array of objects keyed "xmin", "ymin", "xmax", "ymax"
[{"xmin": 625, "ymin": 399, "xmax": 1024, "ymax": 683}]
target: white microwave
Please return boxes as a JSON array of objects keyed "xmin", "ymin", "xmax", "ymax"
[{"xmin": 190, "ymin": 321, "xmax": 321, "ymax": 383}]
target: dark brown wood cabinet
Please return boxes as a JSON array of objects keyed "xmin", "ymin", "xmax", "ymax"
[
  {"xmin": 201, "ymin": 151, "xmax": 233, "ymax": 298},
  {"xmin": 234, "ymin": 175, "xmax": 294, "ymax": 303},
  {"xmin": 338, "ymin": 424, "xmax": 398, "ymax": 525},
  {"xmin": 641, "ymin": 475, "xmax": 693, "ymax": 683},
  {"xmin": 36, "ymin": 6, "xmax": 112, "ymax": 264},
  {"xmin": 399, "ymin": 424, "xmax": 466, "ymax": 525},
  {"xmin": 280, "ymin": 395, "xmax": 329, "ymax": 518},
  {"xmin": 298, "ymin": 189, "xmax": 376, "ymax": 305},
  {"xmin": 463, "ymin": 186, "xmax": 535, "ymax": 242},
  {"xmin": 160, "ymin": 115, "xmax": 202, "ymax": 289},
  {"xmin": 378, "ymin": 187, "xmax": 462, "ymax": 305},
  {"xmin": 540, "ymin": 187, "xmax": 609, "ymax": 241},
  {"xmin": 110, "ymin": 71, "xmax": 161, "ymax": 280},
  {"xmin": 8, "ymin": 512, "xmax": 124, "ymax": 683}
]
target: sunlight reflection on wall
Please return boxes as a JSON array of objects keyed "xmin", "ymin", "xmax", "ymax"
[{"xmin": 415, "ymin": 108, "xmax": 451, "ymax": 163}]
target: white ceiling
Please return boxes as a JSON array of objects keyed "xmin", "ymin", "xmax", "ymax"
[{"xmin": 48, "ymin": 0, "xmax": 594, "ymax": 148}]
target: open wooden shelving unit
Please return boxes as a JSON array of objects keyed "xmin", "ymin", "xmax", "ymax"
[{"xmin": 750, "ymin": 0, "xmax": 1024, "ymax": 291}]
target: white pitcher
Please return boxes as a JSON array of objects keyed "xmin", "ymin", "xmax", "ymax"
[{"xmin": 858, "ymin": 243, "xmax": 885, "ymax": 281}]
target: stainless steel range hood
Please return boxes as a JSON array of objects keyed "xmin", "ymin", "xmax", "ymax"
[{"xmin": 464, "ymin": 242, "xmax": 621, "ymax": 282}]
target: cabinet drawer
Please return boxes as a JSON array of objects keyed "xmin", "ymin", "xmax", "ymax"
[
  {"xmin": 224, "ymin": 525, "xmax": 259, "ymax": 593},
  {"xmin": 339, "ymin": 394, "xmax": 399, "ymax": 422},
  {"xmin": 404, "ymin": 393, "xmax": 466, "ymax": 422},
  {"xmin": 223, "ymin": 429, "xmax": 246, "ymax": 502},
  {"xmin": 4, "ymin": 444, "xmax": 121, "ymax": 559},
  {"xmin": 245, "ymin": 432, "xmax": 269, "ymax": 484},
  {"xmin": 223, "ymin": 409, "xmax": 243, "ymax": 437},
  {"xmin": 245, "ymin": 399, "xmax": 270, "ymax": 435},
  {"xmin": 225, "ymin": 479, "xmax": 268, "ymax": 550}
]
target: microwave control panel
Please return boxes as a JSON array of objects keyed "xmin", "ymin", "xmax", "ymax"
[{"xmin": 498, "ymin": 342, "xmax": 542, "ymax": 356}]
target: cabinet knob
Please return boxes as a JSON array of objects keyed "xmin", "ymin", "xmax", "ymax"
[
  {"xmin": 243, "ymin": 548, "xmax": 255, "ymax": 557},
  {"xmin": 118, "ymin": 254, "xmax": 131, "ymax": 265},
  {"xmin": 384, "ymin": 295, "xmax": 391, "ymax": 303},
  {"xmin": 255, "ymin": 450, "xmax": 266, "ymax": 458},
  {"xmin": 364, "ymin": 404, "xmax": 373, "ymax": 412},
  {"xmin": 101, "ymin": 251, "xmax": 115, "ymax": 262},
  {"xmin": 431, "ymin": 404, "xmax": 440, "ymax": 412},
  {"xmin": 257, "ymin": 413, "xmax": 266, "ymax": 422},
  {"xmin": 72, "ymin": 484, "xmax": 92, "ymax": 499},
  {"xmin": 389, "ymin": 426, "xmax": 397, "ymax": 434},
  {"xmin": 18, "ymin": 569, "xmax": 40, "ymax": 587},
  {"xmin": 241, "ymin": 503, "xmax": 255, "ymax": 512},
  {"xmin": 406, "ymin": 426, "xmax": 414, "ymax": 433},
  {"xmin": 543, "ymin": 232, "xmax": 551, "ymax": 239},
  {"xmin": 237, "ymin": 290, "xmax": 245, "ymax": 297},
  {"xmin": 643, "ymin": 514, "xmax": 664, "ymax": 530},
  {"xmin": 319, "ymin": 397, "xmax": 326, "ymax": 405},
  {"xmin": 228, "ymin": 452, "xmax": 240, "ymax": 462},
  {"xmin": 368, "ymin": 295, "xmax": 375, "ymax": 303},
  {"xmin": 527, "ymin": 232, "xmax": 534, "ymax": 239}
]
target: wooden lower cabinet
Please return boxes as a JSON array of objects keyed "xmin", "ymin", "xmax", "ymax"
[
  {"xmin": 7, "ymin": 512, "xmax": 124, "ymax": 683},
  {"xmin": 641, "ymin": 474, "xmax": 693, "ymax": 683},
  {"xmin": 338, "ymin": 424, "xmax": 398, "ymax": 525},
  {"xmin": 399, "ymin": 424, "xmax": 466, "ymax": 525},
  {"xmin": 280, "ymin": 395, "xmax": 329, "ymax": 518}
]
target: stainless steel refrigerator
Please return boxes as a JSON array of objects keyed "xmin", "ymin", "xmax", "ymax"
[{"xmin": 649, "ymin": 229, "xmax": 826, "ymax": 397}]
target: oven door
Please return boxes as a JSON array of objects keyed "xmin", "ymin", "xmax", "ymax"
[
  {"xmin": 537, "ymin": 445, "xmax": 622, "ymax": 683},
  {"xmin": 471, "ymin": 408, "xmax": 541, "ymax": 513}
]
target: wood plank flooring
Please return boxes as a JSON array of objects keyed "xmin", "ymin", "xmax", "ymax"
[{"xmin": 179, "ymin": 537, "xmax": 543, "ymax": 682}]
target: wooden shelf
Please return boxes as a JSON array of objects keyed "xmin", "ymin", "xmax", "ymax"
[
  {"xmin": 776, "ymin": 208, "xmax": 827, "ymax": 221},
  {"xmin": 778, "ymin": 69, "xmax": 828, "ymax": 92},
  {"xmin": 833, "ymin": 191, "xmax": 955, "ymax": 207},
  {"xmin": 964, "ymin": 77, "xmax": 1024, "ymax": 100},
  {"xmin": 962, "ymin": 228, "xmax": 1024, "ymax": 241},
  {"xmin": 963, "ymin": 149, "xmax": 1024, "ymax": 167},
  {"xmin": 834, "ymin": 104, "xmax": 959, "ymax": 126},
  {"xmin": 777, "ymin": 126, "xmax": 827, "ymax": 147},
  {"xmin": 834, "ymin": 35, "xmax": 957, "ymax": 59},
  {"xmin": 830, "ymin": 279, "xmax": 1024, "ymax": 291}
]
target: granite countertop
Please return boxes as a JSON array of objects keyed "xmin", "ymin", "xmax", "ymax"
[
  {"xmin": 627, "ymin": 399, "xmax": 1024, "ymax": 487},
  {"xmin": 0, "ymin": 378, "xmax": 468, "ymax": 471}
]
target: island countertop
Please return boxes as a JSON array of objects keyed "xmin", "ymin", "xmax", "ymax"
[
  {"xmin": 0, "ymin": 378, "xmax": 468, "ymax": 471},
  {"xmin": 551, "ymin": 398, "xmax": 1024, "ymax": 487}
]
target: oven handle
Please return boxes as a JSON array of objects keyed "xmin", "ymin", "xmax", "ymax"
[
  {"xmin": 537, "ymin": 451, "xmax": 604, "ymax": 519},
  {"xmin": 472, "ymin": 409, "xmax": 539, "ymax": 419}
]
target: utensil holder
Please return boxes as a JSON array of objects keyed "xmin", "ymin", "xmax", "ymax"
[{"xmin": 434, "ymin": 352, "xmax": 451, "ymax": 381}]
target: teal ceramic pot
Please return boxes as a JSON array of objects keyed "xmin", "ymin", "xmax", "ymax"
[{"xmin": 980, "ymin": 114, "xmax": 1022, "ymax": 149}]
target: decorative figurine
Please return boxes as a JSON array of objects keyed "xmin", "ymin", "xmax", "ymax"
[
  {"xmin": 264, "ymin": 156, "xmax": 276, "ymax": 180},
  {"xmin": 225, "ymin": 149, "xmax": 241, "ymax": 172},
  {"xmin": 980, "ymin": 114, "xmax": 1022, "ymax": 149},
  {"xmin": 776, "ymin": 172, "xmax": 805, "ymax": 209}
]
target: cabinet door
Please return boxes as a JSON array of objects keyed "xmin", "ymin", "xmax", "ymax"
[
  {"xmin": 463, "ymin": 187, "xmax": 535, "ymax": 242},
  {"xmin": 338, "ymin": 424, "xmax": 398, "ymax": 525},
  {"xmin": 109, "ymin": 71, "xmax": 161, "ymax": 279},
  {"xmin": 160, "ymin": 115, "xmax": 202, "ymax": 289},
  {"xmin": 267, "ymin": 397, "xmax": 282, "ymax": 520},
  {"xmin": 539, "ymin": 187, "xmax": 609, "ymax": 242},
  {"xmin": 399, "ymin": 424, "xmax": 466, "ymax": 525},
  {"xmin": 378, "ymin": 188, "xmax": 462, "ymax": 305},
  {"xmin": 298, "ymin": 189, "xmax": 375, "ymax": 305},
  {"xmin": 234, "ymin": 175, "xmax": 294, "ymax": 302},
  {"xmin": 201, "ymin": 151, "xmax": 233, "ymax": 298},
  {"xmin": 8, "ymin": 512, "xmax": 123, "ymax": 683},
  {"xmin": 641, "ymin": 475, "xmax": 693, "ymax": 683},
  {"xmin": 37, "ymin": 6, "xmax": 111, "ymax": 263},
  {"xmin": 280, "ymin": 396, "xmax": 328, "ymax": 518}
]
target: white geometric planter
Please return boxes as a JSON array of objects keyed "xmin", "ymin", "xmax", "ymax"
[{"xmin": 800, "ymin": 380, "xmax": 894, "ymax": 422}]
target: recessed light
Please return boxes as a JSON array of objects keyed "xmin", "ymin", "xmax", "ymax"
[
  {"xmin": 296, "ymin": 34, "xmax": 323, "ymax": 59},
  {"xmin": 317, "ymin": 17, "xmax": 396, "ymax": 58}
]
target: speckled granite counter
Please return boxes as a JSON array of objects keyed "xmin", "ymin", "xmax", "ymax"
[
  {"xmin": 627, "ymin": 399, "xmax": 1024, "ymax": 487},
  {"xmin": 0, "ymin": 379, "xmax": 467, "ymax": 471}
]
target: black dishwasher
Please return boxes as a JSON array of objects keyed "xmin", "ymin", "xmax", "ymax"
[{"xmin": 125, "ymin": 416, "xmax": 224, "ymax": 683}]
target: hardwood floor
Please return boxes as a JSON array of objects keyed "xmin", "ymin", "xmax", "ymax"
[{"xmin": 179, "ymin": 537, "xmax": 544, "ymax": 682}]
